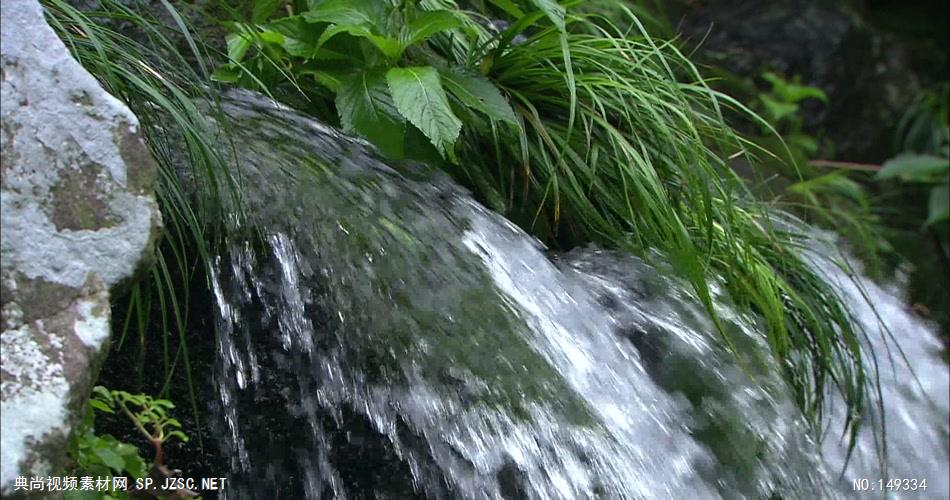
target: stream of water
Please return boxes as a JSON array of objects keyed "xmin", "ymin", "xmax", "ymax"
[{"xmin": 202, "ymin": 91, "xmax": 948, "ymax": 499}]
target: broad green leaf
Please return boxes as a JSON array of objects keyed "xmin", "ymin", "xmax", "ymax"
[
  {"xmin": 876, "ymin": 154, "xmax": 949, "ymax": 181},
  {"xmin": 317, "ymin": 25, "xmax": 401, "ymax": 59},
  {"xmin": 283, "ymin": 37, "xmax": 316, "ymax": 57},
  {"xmin": 92, "ymin": 447, "xmax": 125, "ymax": 472},
  {"xmin": 253, "ymin": 0, "xmax": 282, "ymax": 23},
  {"xmin": 303, "ymin": 0, "xmax": 378, "ymax": 27},
  {"xmin": 337, "ymin": 70, "xmax": 406, "ymax": 158},
  {"xmin": 529, "ymin": 0, "xmax": 565, "ymax": 31},
  {"xmin": 926, "ymin": 184, "xmax": 949, "ymax": 226},
  {"xmin": 258, "ymin": 31, "xmax": 285, "ymax": 45},
  {"xmin": 226, "ymin": 33, "xmax": 251, "ymax": 63},
  {"xmin": 211, "ymin": 66, "xmax": 241, "ymax": 83},
  {"xmin": 405, "ymin": 11, "xmax": 463, "ymax": 47},
  {"xmin": 114, "ymin": 442, "xmax": 139, "ymax": 458},
  {"xmin": 386, "ymin": 66, "xmax": 462, "ymax": 160},
  {"xmin": 265, "ymin": 15, "xmax": 318, "ymax": 56},
  {"xmin": 441, "ymin": 71, "xmax": 518, "ymax": 126},
  {"xmin": 266, "ymin": 18, "xmax": 354, "ymax": 59},
  {"xmin": 122, "ymin": 454, "xmax": 147, "ymax": 479},
  {"xmin": 299, "ymin": 68, "xmax": 347, "ymax": 91}
]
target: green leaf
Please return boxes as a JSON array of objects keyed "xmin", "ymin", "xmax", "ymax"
[
  {"xmin": 405, "ymin": 10, "xmax": 463, "ymax": 47},
  {"xmin": 337, "ymin": 70, "xmax": 406, "ymax": 158},
  {"xmin": 386, "ymin": 66, "xmax": 462, "ymax": 160},
  {"xmin": 92, "ymin": 386, "xmax": 114, "ymax": 404},
  {"xmin": 529, "ymin": 0, "xmax": 565, "ymax": 31},
  {"xmin": 876, "ymin": 154, "xmax": 949, "ymax": 181},
  {"xmin": 253, "ymin": 0, "xmax": 283, "ymax": 23},
  {"xmin": 317, "ymin": 24, "xmax": 401, "ymax": 59},
  {"xmin": 487, "ymin": 0, "xmax": 525, "ymax": 18},
  {"xmin": 441, "ymin": 71, "xmax": 518, "ymax": 126},
  {"xmin": 762, "ymin": 72, "xmax": 827, "ymax": 103},
  {"xmin": 926, "ymin": 184, "xmax": 949, "ymax": 226},
  {"xmin": 113, "ymin": 443, "xmax": 147, "ymax": 478},
  {"xmin": 267, "ymin": 16, "xmax": 351, "ymax": 58},
  {"xmin": 92, "ymin": 446, "xmax": 125, "ymax": 472},
  {"xmin": 259, "ymin": 31, "xmax": 285, "ymax": 45},
  {"xmin": 787, "ymin": 133, "xmax": 818, "ymax": 154},
  {"xmin": 226, "ymin": 33, "xmax": 251, "ymax": 63},
  {"xmin": 88, "ymin": 399, "xmax": 114, "ymax": 414},
  {"xmin": 264, "ymin": 16, "xmax": 320, "ymax": 57},
  {"xmin": 124, "ymin": 455, "xmax": 147, "ymax": 479},
  {"xmin": 168, "ymin": 430, "xmax": 190, "ymax": 443},
  {"xmin": 760, "ymin": 94, "xmax": 798, "ymax": 123},
  {"xmin": 300, "ymin": 68, "xmax": 347, "ymax": 91},
  {"xmin": 211, "ymin": 66, "xmax": 241, "ymax": 83},
  {"xmin": 303, "ymin": 0, "xmax": 378, "ymax": 27}
]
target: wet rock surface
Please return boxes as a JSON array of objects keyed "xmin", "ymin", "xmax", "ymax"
[{"xmin": 0, "ymin": 0, "xmax": 160, "ymax": 494}]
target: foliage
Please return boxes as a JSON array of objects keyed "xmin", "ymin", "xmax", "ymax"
[
  {"xmin": 881, "ymin": 84, "xmax": 950, "ymax": 230},
  {"xmin": 756, "ymin": 72, "xmax": 827, "ymax": 164},
  {"xmin": 42, "ymin": 0, "xmax": 246, "ymax": 430},
  {"xmin": 96, "ymin": 388, "xmax": 191, "ymax": 449},
  {"xmin": 213, "ymin": 0, "xmax": 520, "ymax": 161},
  {"xmin": 877, "ymin": 154, "xmax": 949, "ymax": 227},
  {"xmin": 895, "ymin": 83, "xmax": 950, "ymax": 156},
  {"xmin": 695, "ymin": 69, "xmax": 890, "ymax": 278},
  {"xmin": 68, "ymin": 391, "xmax": 148, "ymax": 479},
  {"xmin": 66, "ymin": 387, "xmax": 188, "ymax": 500},
  {"xmin": 214, "ymin": 0, "xmax": 875, "ymax": 433}
]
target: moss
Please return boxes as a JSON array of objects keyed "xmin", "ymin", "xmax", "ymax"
[
  {"xmin": 1, "ymin": 272, "xmax": 83, "ymax": 328},
  {"xmin": 116, "ymin": 121, "xmax": 158, "ymax": 195},
  {"xmin": 49, "ymin": 162, "xmax": 120, "ymax": 231}
]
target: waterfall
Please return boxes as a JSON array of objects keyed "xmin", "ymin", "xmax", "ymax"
[{"xmin": 203, "ymin": 91, "xmax": 948, "ymax": 499}]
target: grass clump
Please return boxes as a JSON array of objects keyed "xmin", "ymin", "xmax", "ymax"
[
  {"xmin": 43, "ymin": 0, "xmax": 881, "ymax": 444},
  {"xmin": 219, "ymin": 0, "xmax": 872, "ymax": 432},
  {"xmin": 42, "ymin": 0, "xmax": 243, "ymax": 432}
]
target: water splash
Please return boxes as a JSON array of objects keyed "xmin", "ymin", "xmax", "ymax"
[
  {"xmin": 202, "ymin": 91, "xmax": 947, "ymax": 499},
  {"xmin": 806, "ymin": 234, "xmax": 950, "ymax": 497}
]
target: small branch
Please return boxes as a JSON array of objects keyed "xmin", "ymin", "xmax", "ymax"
[
  {"xmin": 117, "ymin": 398, "xmax": 153, "ymax": 443},
  {"xmin": 117, "ymin": 397, "xmax": 166, "ymax": 467}
]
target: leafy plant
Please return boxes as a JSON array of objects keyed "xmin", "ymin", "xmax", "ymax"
[
  {"xmin": 214, "ymin": 0, "xmax": 519, "ymax": 162},
  {"xmin": 880, "ymin": 84, "xmax": 950, "ymax": 231},
  {"xmin": 895, "ymin": 83, "xmax": 950, "ymax": 156},
  {"xmin": 66, "ymin": 387, "xmax": 189, "ymax": 499},
  {"xmin": 876, "ymin": 154, "xmax": 950, "ymax": 227},
  {"xmin": 754, "ymin": 72, "xmax": 828, "ymax": 170},
  {"xmin": 68, "ymin": 389, "xmax": 149, "ymax": 480},
  {"xmin": 43, "ymin": 0, "xmax": 246, "ymax": 432},
  {"xmin": 213, "ymin": 0, "xmax": 878, "ymax": 435}
]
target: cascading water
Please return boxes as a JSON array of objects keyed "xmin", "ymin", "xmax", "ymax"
[{"xmin": 202, "ymin": 91, "xmax": 948, "ymax": 499}]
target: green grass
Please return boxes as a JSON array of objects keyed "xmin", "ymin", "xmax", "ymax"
[
  {"xmin": 447, "ymin": 5, "xmax": 870, "ymax": 431},
  {"xmin": 42, "ymin": 0, "xmax": 245, "ymax": 436},
  {"xmin": 43, "ymin": 0, "xmax": 884, "ymax": 446}
]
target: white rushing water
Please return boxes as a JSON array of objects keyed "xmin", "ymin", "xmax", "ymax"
[
  {"xmin": 807, "ymin": 234, "xmax": 950, "ymax": 498},
  {"xmin": 204, "ymin": 92, "xmax": 949, "ymax": 499}
]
